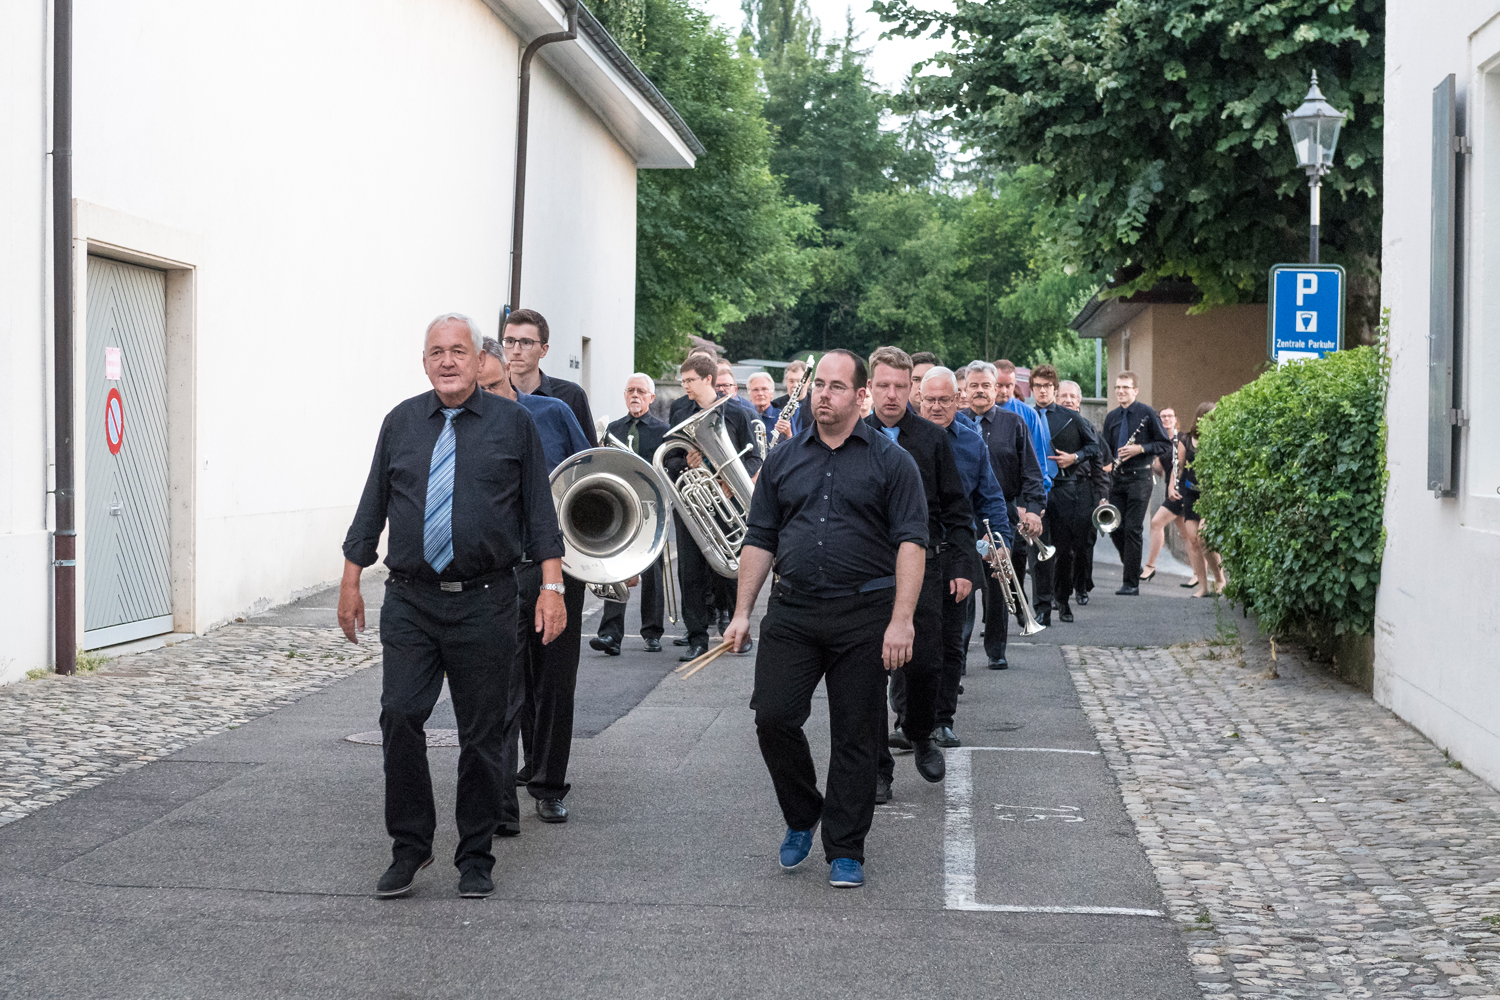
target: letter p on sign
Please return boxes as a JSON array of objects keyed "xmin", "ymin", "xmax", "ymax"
[{"xmin": 1296, "ymin": 273, "xmax": 1318, "ymax": 305}]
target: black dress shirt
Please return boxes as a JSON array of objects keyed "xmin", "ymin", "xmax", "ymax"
[
  {"xmin": 862, "ymin": 410, "xmax": 975, "ymax": 552},
  {"xmin": 1036, "ymin": 403, "xmax": 1101, "ymax": 484},
  {"xmin": 661, "ymin": 394, "xmax": 763, "ymax": 481},
  {"xmin": 745, "ymin": 419, "xmax": 928, "ymax": 598},
  {"xmin": 962, "ymin": 405, "xmax": 1046, "ymax": 516},
  {"xmin": 343, "ymin": 388, "xmax": 563, "ymax": 580},
  {"xmin": 606, "ymin": 412, "xmax": 668, "ymax": 460},
  {"xmin": 1101, "ymin": 402, "xmax": 1171, "ymax": 474},
  {"xmin": 529, "ymin": 371, "xmax": 598, "ymax": 447}
]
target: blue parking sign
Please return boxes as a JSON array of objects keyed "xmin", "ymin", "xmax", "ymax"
[{"xmin": 1268, "ymin": 264, "xmax": 1344, "ymax": 364}]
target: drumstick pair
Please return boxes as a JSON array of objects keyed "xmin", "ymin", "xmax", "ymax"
[{"xmin": 675, "ymin": 638, "xmax": 736, "ymax": 679}]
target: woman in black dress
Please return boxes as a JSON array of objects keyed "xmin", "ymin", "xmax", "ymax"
[{"xmin": 1168, "ymin": 402, "xmax": 1225, "ymax": 597}]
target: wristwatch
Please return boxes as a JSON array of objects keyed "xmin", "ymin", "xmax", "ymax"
[{"xmin": 540, "ymin": 582, "xmax": 566, "ymax": 596}]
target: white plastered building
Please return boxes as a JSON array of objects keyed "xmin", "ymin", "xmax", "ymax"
[
  {"xmin": 0, "ymin": 0, "xmax": 698, "ymax": 682},
  {"xmin": 1380, "ymin": 2, "xmax": 1500, "ymax": 784}
]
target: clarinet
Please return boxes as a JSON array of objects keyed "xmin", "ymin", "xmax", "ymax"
[{"xmin": 771, "ymin": 355, "xmax": 815, "ymax": 449}]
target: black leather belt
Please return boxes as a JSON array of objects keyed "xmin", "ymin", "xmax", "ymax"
[
  {"xmin": 389, "ymin": 570, "xmax": 504, "ymax": 593},
  {"xmin": 781, "ymin": 575, "xmax": 896, "ymax": 600}
]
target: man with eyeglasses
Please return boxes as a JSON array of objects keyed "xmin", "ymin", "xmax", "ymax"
[
  {"xmin": 724, "ymin": 350, "xmax": 926, "ymax": 889},
  {"xmin": 502, "ymin": 308, "xmax": 598, "ymax": 448},
  {"xmin": 591, "ymin": 374, "xmax": 670, "ymax": 656},
  {"xmin": 477, "ymin": 338, "xmax": 590, "ymax": 828},
  {"xmin": 714, "ymin": 362, "xmax": 759, "ymax": 418},
  {"xmin": 662, "ymin": 352, "xmax": 763, "ymax": 661}
]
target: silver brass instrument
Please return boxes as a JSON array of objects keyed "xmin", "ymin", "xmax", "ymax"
[
  {"xmin": 550, "ymin": 445, "xmax": 672, "ymax": 602},
  {"xmin": 752, "ymin": 417, "xmax": 768, "ymax": 459},
  {"xmin": 771, "ymin": 354, "xmax": 815, "ymax": 448},
  {"xmin": 983, "ymin": 518, "xmax": 1046, "ymax": 636},
  {"xmin": 1020, "ymin": 524, "xmax": 1056, "ymax": 561},
  {"xmin": 652, "ymin": 394, "xmax": 756, "ymax": 578},
  {"xmin": 1091, "ymin": 419, "xmax": 1145, "ymax": 535}
]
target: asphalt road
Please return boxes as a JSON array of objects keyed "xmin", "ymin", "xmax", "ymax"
[{"xmin": 0, "ymin": 557, "xmax": 1222, "ymax": 999}]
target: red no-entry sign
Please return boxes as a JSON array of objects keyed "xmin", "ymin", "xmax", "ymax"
[{"xmin": 105, "ymin": 388, "xmax": 124, "ymax": 455}]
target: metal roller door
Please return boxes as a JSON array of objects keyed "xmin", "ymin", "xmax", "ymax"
[{"xmin": 84, "ymin": 256, "xmax": 173, "ymax": 648}]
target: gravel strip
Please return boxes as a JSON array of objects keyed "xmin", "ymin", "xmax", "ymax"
[
  {"xmin": 1068, "ymin": 640, "xmax": 1500, "ymax": 999},
  {"xmin": 0, "ymin": 626, "xmax": 377, "ymax": 826}
]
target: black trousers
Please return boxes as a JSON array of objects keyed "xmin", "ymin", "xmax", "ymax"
[
  {"xmin": 982, "ymin": 513, "xmax": 1029, "ymax": 662},
  {"xmin": 676, "ymin": 521, "xmax": 714, "ymax": 647},
  {"xmin": 596, "ymin": 562, "xmax": 665, "ymax": 643},
  {"xmin": 379, "ymin": 573, "xmax": 517, "ymax": 872},
  {"xmin": 1079, "ymin": 523, "xmax": 1098, "ymax": 596},
  {"xmin": 1046, "ymin": 479, "xmax": 1092, "ymax": 610},
  {"xmin": 934, "ymin": 586, "xmax": 970, "ymax": 727},
  {"xmin": 752, "ymin": 586, "xmax": 893, "ymax": 864},
  {"xmin": 1029, "ymin": 516, "xmax": 1055, "ymax": 617},
  {"xmin": 506, "ymin": 565, "xmax": 585, "ymax": 808},
  {"xmin": 1108, "ymin": 469, "xmax": 1154, "ymax": 587},
  {"xmin": 878, "ymin": 559, "xmax": 944, "ymax": 780}
]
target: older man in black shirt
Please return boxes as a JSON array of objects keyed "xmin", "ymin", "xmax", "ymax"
[
  {"xmin": 724, "ymin": 349, "xmax": 927, "ymax": 890},
  {"xmin": 963, "ymin": 388, "xmax": 1046, "ymax": 670},
  {"xmin": 863, "ymin": 346, "xmax": 973, "ymax": 802},
  {"xmin": 1100, "ymin": 371, "xmax": 1172, "ymax": 594},
  {"xmin": 339, "ymin": 313, "xmax": 565, "ymax": 900}
]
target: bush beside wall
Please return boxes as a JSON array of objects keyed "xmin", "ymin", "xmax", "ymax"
[{"xmin": 1196, "ymin": 342, "xmax": 1389, "ymax": 641}]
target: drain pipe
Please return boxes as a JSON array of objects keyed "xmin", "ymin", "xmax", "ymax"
[
  {"xmin": 507, "ymin": 3, "xmax": 578, "ymax": 313},
  {"xmin": 52, "ymin": 0, "xmax": 76, "ymax": 675}
]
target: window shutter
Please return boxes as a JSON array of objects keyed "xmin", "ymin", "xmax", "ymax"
[{"xmin": 1429, "ymin": 74, "xmax": 1466, "ymax": 497}]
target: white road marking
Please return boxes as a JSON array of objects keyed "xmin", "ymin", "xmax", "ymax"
[
  {"xmin": 960, "ymin": 746, "xmax": 1100, "ymax": 755},
  {"xmin": 943, "ymin": 747, "xmax": 1163, "ymax": 918}
]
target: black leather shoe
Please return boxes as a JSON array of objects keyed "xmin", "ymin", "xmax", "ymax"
[
  {"xmin": 1076, "ymin": 591, "xmax": 1090, "ymax": 606},
  {"xmin": 1037, "ymin": 609, "xmax": 1052, "ymax": 627},
  {"xmin": 735, "ymin": 638, "xmax": 754, "ymax": 654},
  {"xmin": 589, "ymin": 636, "xmax": 621, "ymax": 656},
  {"xmin": 1059, "ymin": 605, "xmax": 1074, "ymax": 623},
  {"xmin": 1116, "ymin": 584, "xmax": 1140, "ymax": 595},
  {"xmin": 717, "ymin": 610, "xmax": 732, "ymax": 635},
  {"xmin": 515, "ymin": 768, "xmax": 531, "ymax": 786},
  {"xmin": 957, "ymin": 683, "xmax": 964, "ymax": 696},
  {"xmin": 875, "ymin": 774, "xmax": 892, "ymax": 804},
  {"xmin": 679, "ymin": 643, "xmax": 708, "ymax": 662},
  {"xmin": 912, "ymin": 739, "xmax": 946, "ymax": 783},
  {"xmin": 375, "ymin": 854, "xmax": 432, "ymax": 898},
  {"xmin": 933, "ymin": 726, "xmax": 961, "ymax": 748},
  {"xmin": 887, "ymin": 726, "xmax": 913, "ymax": 752},
  {"xmin": 458, "ymin": 867, "xmax": 495, "ymax": 898},
  {"xmin": 673, "ymin": 636, "xmax": 691, "ymax": 646},
  {"xmin": 495, "ymin": 822, "xmax": 520, "ymax": 838},
  {"xmin": 536, "ymin": 799, "xmax": 568, "ymax": 823},
  {"xmin": 988, "ymin": 657, "xmax": 1008, "ymax": 670}
]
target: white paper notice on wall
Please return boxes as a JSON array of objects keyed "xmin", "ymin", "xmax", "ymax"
[{"xmin": 105, "ymin": 347, "xmax": 122, "ymax": 381}]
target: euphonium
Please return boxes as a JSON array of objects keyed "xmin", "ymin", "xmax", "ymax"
[
  {"xmin": 652, "ymin": 394, "xmax": 756, "ymax": 578},
  {"xmin": 550, "ymin": 444, "xmax": 673, "ymax": 602}
]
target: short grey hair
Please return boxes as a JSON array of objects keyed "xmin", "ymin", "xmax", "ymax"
[
  {"xmin": 1059, "ymin": 380, "xmax": 1082, "ymax": 396},
  {"xmin": 426, "ymin": 312, "xmax": 483, "ymax": 353},
  {"xmin": 922, "ymin": 366, "xmax": 957, "ymax": 393},
  {"xmin": 954, "ymin": 364, "xmax": 971, "ymax": 378},
  {"xmin": 967, "ymin": 360, "xmax": 998, "ymax": 380},
  {"xmin": 747, "ymin": 372, "xmax": 775, "ymax": 389},
  {"xmin": 480, "ymin": 336, "xmax": 506, "ymax": 363},
  {"xmin": 625, "ymin": 372, "xmax": 655, "ymax": 389}
]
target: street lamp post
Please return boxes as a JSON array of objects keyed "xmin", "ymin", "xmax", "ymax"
[{"xmin": 1283, "ymin": 71, "xmax": 1347, "ymax": 265}]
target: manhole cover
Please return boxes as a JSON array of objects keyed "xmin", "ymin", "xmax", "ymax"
[{"xmin": 345, "ymin": 729, "xmax": 460, "ymax": 747}]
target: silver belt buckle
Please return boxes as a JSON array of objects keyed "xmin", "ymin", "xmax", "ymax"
[{"xmin": 440, "ymin": 581, "xmax": 463, "ymax": 593}]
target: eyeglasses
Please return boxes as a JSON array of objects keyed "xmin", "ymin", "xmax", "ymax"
[
  {"xmin": 501, "ymin": 337, "xmax": 541, "ymax": 350},
  {"xmin": 924, "ymin": 395, "xmax": 956, "ymax": 407}
]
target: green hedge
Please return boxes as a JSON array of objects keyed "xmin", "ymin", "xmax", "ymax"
[{"xmin": 1196, "ymin": 343, "xmax": 1389, "ymax": 638}]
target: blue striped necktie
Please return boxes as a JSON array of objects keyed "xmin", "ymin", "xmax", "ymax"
[{"xmin": 423, "ymin": 407, "xmax": 464, "ymax": 574}]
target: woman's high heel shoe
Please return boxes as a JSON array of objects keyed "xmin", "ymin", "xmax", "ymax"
[
  {"xmin": 1180, "ymin": 577, "xmax": 1198, "ymax": 589},
  {"xmin": 1140, "ymin": 566, "xmax": 1157, "ymax": 582}
]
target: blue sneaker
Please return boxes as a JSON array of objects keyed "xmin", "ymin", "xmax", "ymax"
[
  {"xmin": 829, "ymin": 858, "xmax": 865, "ymax": 888},
  {"xmin": 779, "ymin": 827, "xmax": 814, "ymax": 870}
]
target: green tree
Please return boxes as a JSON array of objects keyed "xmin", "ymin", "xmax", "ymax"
[
  {"xmin": 592, "ymin": 0, "xmax": 815, "ymax": 374},
  {"xmin": 873, "ymin": 0, "xmax": 1384, "ymax": 332}
]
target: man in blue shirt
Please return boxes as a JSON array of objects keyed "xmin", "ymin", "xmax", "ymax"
[
  {"xmin": 919, "ymin": 366, "xmax": 1010, "ymax": 744},
  {"xmin": 479, "ymin": 337, "xmax": 591, "ymax": 829},
  {"xmin": 746, "ymin": 372, "xmax": 782, "ymax": 440}
]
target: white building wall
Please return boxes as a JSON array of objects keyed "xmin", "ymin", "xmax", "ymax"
[
  {"xmin": 1379, "ymin": 0, "xmax": 1500, "ymax": 787},
  {"xmin": 0, "ymin": 0, "xmax": 655, "ymax": 683},
  {"xmin": 0, "ymin": 0, "xmax": 54, "ymax": 682}
]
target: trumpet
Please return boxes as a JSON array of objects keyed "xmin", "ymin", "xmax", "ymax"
[
  {"xmin": 652, "ymin": 395, "xmax": 756, "ymax": 578},
  {"xmin": 982, "ymin": 518, "xmax": 1046, "ymax": 636},
  {"xmin": 1093, "ymin": 419, "xmax": 1145, "ymax": 535},
  {"xmin": 1019, "ymin": 522, "xmax": 1056, "ymax": 561}
]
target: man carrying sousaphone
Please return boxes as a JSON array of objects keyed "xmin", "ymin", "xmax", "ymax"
[{"xmin": 723, "ymin": 350, "xmax": 928, "ymax": 890}]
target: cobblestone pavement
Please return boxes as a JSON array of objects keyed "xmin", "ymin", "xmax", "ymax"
[
  {"xmin": 1069, "ymin": 638, "xmax": 1500, "ymax": 999},
  {"xmin": 0, "ymin": 625, "xmax": 377, "ymax": 826}
]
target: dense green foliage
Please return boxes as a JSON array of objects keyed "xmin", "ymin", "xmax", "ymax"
[
  {"xmin": 1195, "ymin": 343, "xmax": 1389, "ymax": 637},
  {"xmin": 874, "ymin": 0, "xmax": 1384, "ymax": 330},
  {"xmin": 592, "ymin": 0, "xmax": 815, "ymax": 374}
]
